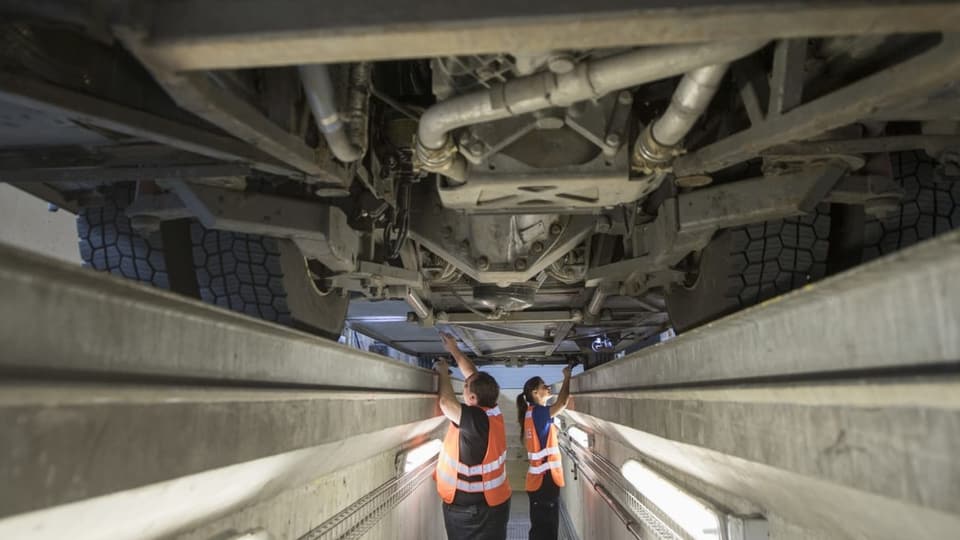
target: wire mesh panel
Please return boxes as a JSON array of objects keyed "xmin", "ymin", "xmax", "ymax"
[{"xmin": 299, "ymin": 458, "xmax": 437, "ymax": 540}]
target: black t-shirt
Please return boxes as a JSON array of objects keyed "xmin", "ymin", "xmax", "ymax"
[{"xmin": 452, "ymin": 405, "xmax": 490, "ymax": 506}]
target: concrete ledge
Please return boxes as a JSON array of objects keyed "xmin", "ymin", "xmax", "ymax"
[
  {"xmin": 570, "ymin": 378, "xmax": 960, "ymax": 516},
  {"xmin": 0, "ymin": 242, "xmax": 435, "ymax": 391},
  {"xmin": 0, "ymin": 382, "xmax": 442, "ymax": 516},
  {"xmin": 567, "ymin": 412, "xmax": 960, "ymax": 540},
  {"xmin": 575, "ymin": 229, "xmax": 960, "ymax": 392}
]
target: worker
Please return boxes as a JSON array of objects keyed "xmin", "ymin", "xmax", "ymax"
[
  {"xmin": 516, "ymin": 366, "xmax": 572, "ymax": 540},
  {"xmin": 434, "ymin": 332, "xmax": 512, "ymax": 540}
]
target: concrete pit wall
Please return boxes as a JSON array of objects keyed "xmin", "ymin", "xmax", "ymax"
[{"xmin": 177, "ymin": 435, "xmax": 447, "ymax": 540}]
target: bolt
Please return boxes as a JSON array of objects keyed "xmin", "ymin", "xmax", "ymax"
[
  {"xmin": 605, "ymin": 133, "xmax": 621, "ymax": 148},
  {"xmin": 441, "ymin": 226, "xmax": 453, "ymax": 239},
  {"xmin": 460, "ymin": 239, "xmax": 471, "ymax": 251},
  {"xmin": 514, "ymin": 258, "xmax": 528, "ymax": 271},
  {"xmin": 549, "ymin": 222, "xmax": 563, "ymax": 236},
  {"xmin": 476, "ymin": 256, "xmax": 490, "ymax": 271},
  {"xmin": 531, "ymin": 241, "xmax": 545, "ymax": 254},
  {"xmin": 468, "ymin": 141, "xmax": 485, "ymax": 156},
  {"xmin": 618, "ymin": 91, "xmax": 634, "ymax": 105},
  {"xmin": 547, "ymin": 54, "xmax": 575, "ymax": 74}
]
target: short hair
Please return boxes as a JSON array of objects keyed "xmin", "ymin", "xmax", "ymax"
[{"xmin": 468, "ymin": 372, "xmax": 500, "ymax": 408}]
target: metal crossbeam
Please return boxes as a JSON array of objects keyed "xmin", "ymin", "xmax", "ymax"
[
  {"xmin": 456, "ymin": 323, "xmax": 553, "ymax": 344},
  {"xmin": 545, "ymin": 322, "xmax": 575, "ymax": 357},
  {"xmin": 674, "ymin": 34, "xmax": 960, "ymax": 175},
  {"xmin": 0, "ymin": 74, "xmax": 295, "ymax": 178},
  {"xmin": 768, "ymin": 38, "xmax": 807, "ymax": 116}
]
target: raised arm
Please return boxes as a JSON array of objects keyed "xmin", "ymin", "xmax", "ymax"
[
  {"xmin": 440, "ymin": 332, "xmax": 478, "ymax": 379},
  {"xmin": 435, "ymin": 357, "xmax": 462, "ymax": 424},
  {"xmin": 549, "ymin": 365, "xmax": 573, "ymax": 417}
]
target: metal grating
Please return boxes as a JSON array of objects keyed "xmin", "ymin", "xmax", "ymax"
[
  {"xmin": 299, "ymin": 458, "xmax": 437, "ymax": 540},
  {"xmin": 506, "ymin": 522, "xmax": 530, "ymax": 540}
]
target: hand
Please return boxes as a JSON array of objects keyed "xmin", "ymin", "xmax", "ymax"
[
  {"xmin": 562, "ymin": 365, "xmax": 572, "ymax": 378},
  {"xmin": 435, "ymin": 357, "xmax": 450, "ymax": 373},
  {"xmin": 440, "ymin": 332, "xmax": 459, "ymax": 353}
]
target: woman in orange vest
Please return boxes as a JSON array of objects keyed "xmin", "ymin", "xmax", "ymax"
[{"xmin": 516, "ymin": 365, "xmax": 572, "ymax": 540}]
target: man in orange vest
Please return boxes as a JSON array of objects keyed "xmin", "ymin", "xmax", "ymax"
[
  {"xmin": 435, "ymin": 332, "xmax": 512, "ymax": 539},
  {"xmin": 516, "ymin": 366, "xmax": 572, "ymax": 540}
]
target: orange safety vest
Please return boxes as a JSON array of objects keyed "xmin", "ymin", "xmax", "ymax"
[
  {"xmin": 524, "ymin": 405, "xmax": 565, "ymax": 491},
  {"xmin": 436, "ymin": 405, "xmax": 512, "ymax": 506}
]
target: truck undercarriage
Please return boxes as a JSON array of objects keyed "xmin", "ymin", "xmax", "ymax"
[{"xmin": 2, "ymin": 1, "xmax": 959, "ymax": 364}]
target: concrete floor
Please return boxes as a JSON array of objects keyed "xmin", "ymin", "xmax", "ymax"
[{"xmin": 505, "ymin": 494, "xmax": 531, "ymax": 537}]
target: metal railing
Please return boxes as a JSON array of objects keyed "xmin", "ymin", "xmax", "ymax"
[{"xmin": 560, "ymin": 437, "xmax": 686, "ymax": 540}]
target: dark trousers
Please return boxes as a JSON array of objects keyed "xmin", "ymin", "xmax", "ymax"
[
  {"xmin": 442, "ymin": 497, "xmax": 511, "ymax": 540},
  {"xmin": 528, "ymin": 474, "xmax": 560, "ymax": 540},
  {"xmin": 528, "ymin": 495, "xmax": 559, "ymax": 540}
]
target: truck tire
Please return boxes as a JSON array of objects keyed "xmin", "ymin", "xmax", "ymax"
[
  {"xmin": 862, "ymin": 150, "xmax": 960, "ymax": 262},
  {"xmin": 190, "ymin": 227, "xmax": 349, "ymax": 339},
  {"xmin": 77, "ymin": 183, "xmax": 348, "ymax": 339},
  {"xmin": 667, "ymin": 151, "xmax": 960, "ymax": 333},
  {"xmin": 77, "ymin": 183, "xmax": 170, "ymax": 289},
  {"xmin": 666, "ymin": 208, "xmax": 831, "ymax": 332}
]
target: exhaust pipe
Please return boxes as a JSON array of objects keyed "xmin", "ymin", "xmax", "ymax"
[
  {"xmin": 300, "ymin": 64, "xmax": 363, "ymax": 163},
  {"xmin": 633, "ymin": 63, "xmax": 731, "ymax": 173},
  {"xmin": 415, "ymin": 40, "xmax": 767, "ymax": 180}
]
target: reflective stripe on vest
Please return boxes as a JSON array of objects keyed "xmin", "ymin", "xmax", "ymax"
[
  {"xmin": 527, "ymin": 446, "xmax": 561, "ymax": 461},
  {"xmin": 436, "ymin": 465, "xmax": 509, "ymax": 493},
  {"xmin": 528, "ymin": 460, "xmax": 564, "ymax": 475},
  {"xmin": 441, "ymin": 450, "xmax": 507, "ymax": 476}
]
